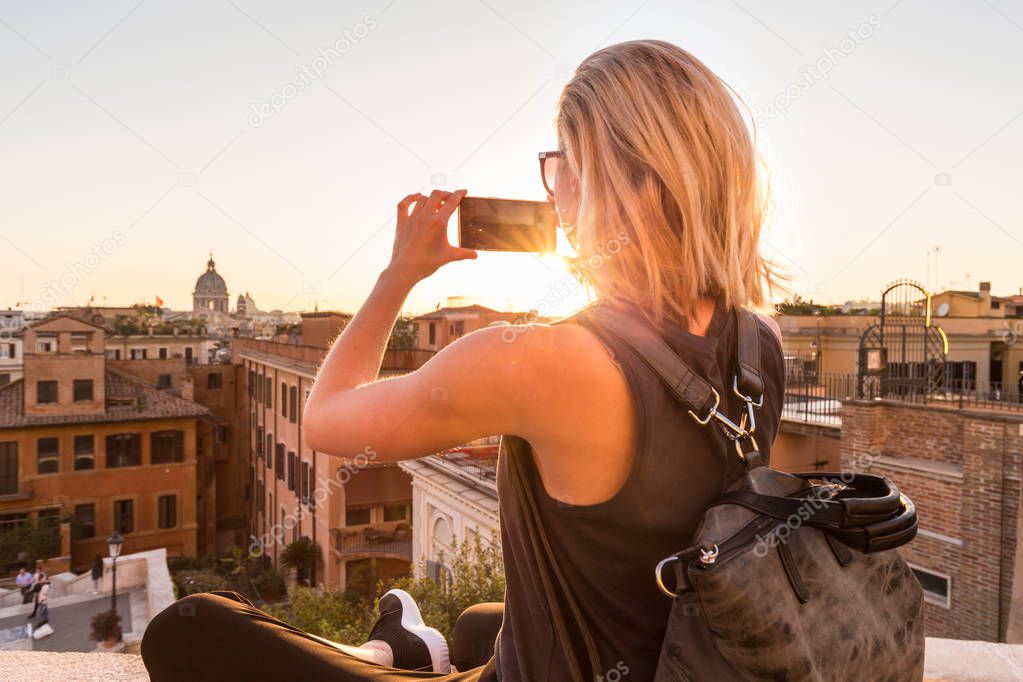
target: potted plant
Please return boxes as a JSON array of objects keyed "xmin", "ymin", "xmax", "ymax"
[{"xmin": 90, "ymin": 609, "xmax": 123, "ymax": 651}]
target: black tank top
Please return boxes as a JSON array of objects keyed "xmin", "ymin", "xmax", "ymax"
[{"xmin": 494, "ymin": 299, "xmax": 786, "ymax": 681}]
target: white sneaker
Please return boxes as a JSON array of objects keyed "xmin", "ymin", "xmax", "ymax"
[{"xmin": 366, "ymin": 589, "xmax": 450, "ymax": 673}]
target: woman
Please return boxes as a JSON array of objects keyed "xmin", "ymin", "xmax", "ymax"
[
  {"xmin": 91, "ymin": 554, "xmax": 104, "ymax": 594},
  {"xmin": 142, "ymin": 39, "xmax": 785, "ymax": 681}
]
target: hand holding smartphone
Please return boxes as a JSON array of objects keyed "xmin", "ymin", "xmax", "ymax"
[{"xmin": 458, "ymin": 196, "xmax": 557, "ymax": 252}]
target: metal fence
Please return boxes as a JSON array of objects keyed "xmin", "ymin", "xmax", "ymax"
[
  {"xmin": 782, "ymin": 374, "xmax": 855, "ymax": 426},
  {"xmin": 782, "ymin": 373, "xmax": 1023, "ymax": 427}
]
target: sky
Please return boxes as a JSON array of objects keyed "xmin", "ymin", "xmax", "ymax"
[{"xmin": 1, "ymin": 0, "xmax": 1021, "ymax": 317}]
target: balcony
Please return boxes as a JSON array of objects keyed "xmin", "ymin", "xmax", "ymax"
[
  {"xmin": 782, "ymin": 374, "xmax": 1023, "ymax": 429},
  {"xmin": 331, "ymin": 523, "xmax": 412, "ymax": 561}
]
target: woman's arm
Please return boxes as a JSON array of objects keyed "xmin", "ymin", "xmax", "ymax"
[{"xmin": 303, "ymin": 189, "xmax": 529, "ymax": 461}]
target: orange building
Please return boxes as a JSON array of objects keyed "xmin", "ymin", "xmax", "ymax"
[{"xmin": 0, "ymin": 316, "xmax": 209, "ymax": 571}]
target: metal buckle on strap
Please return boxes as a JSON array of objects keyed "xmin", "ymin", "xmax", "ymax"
[
  {"xmin": 732, "ymin": 375, "xmax": 764, "ymax": 409},
  {"xmin": 655, "ymin": 555, "xmax": 681, "ymax": 598}
]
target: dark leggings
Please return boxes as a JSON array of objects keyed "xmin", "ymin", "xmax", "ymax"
[{"xmin": 141, "ymin": 591, "xmax": 501, "ymax": 682}]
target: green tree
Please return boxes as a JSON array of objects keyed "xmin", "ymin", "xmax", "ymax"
[
  {"xmin": 388, "ymin": 317, "xmax": 419, "ymax": 349},
  {"xmin": 281, "ymin": 536, "xmax": 323, "ymax": 586},
  {"xmin": 269, "ymin": 533, "xmax": 504, "ymax": 643}
]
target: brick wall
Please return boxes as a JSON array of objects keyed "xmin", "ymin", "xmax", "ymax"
[{"xmin": 841, "ymin": 399, "xmax": 1023, "ymax": 641}]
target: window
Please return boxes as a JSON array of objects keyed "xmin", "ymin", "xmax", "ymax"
[
  {"xmin": 158, "ymin": 495, "xmax": 177, "ymax": 529},
  {"xmin": 184, "ymin": 347, "xmax": 194, "ymax": 364},
  {"xmin": 0, "ymin": 512, "xmax": 28, "ymax": 532},
  {"xmin": 215, "ymin": 425, "xmax": 228, "ymax": 445},
  {"xmin": 346, "ymin": 506, "xmax": 371, "ymax": 526},
  {"xmin": 37, "ymin": 437, "xmax": 59, "ymax": 474},
  {"xmin": 113, "ymin": 499, "xmax": 134, "ymax": 534},
  {"xmin": 257, "ymin": 426, "xmax": 265, "ymax": 456},
  {"xmin": 289, "ymin": 385, "xmax": 298, "ymax": 423},
  {"xmin": 0, "ymin": 373, "xmax": 10, "ymax": 387},
  {"xmin": 300, "ymin": 461, "xmax": 310, "ymax": 504},
  {"xmin": 0, "ymin": 343, "xmax": 14, "ymax": 359},
  {"xmin": 383, "ymin": 504, "xmax": 407, "ymax": 522},
  {"xmin": 275, "ymin": 443, "xmax": 285, "ymax": 480},
  {"xmin": 159, "ymin": 347, "xmax": 168, "ymax": 359},
  {"xmin": 130, "ymin": 348, "xmax": 147, "ymax": 360},
  {"xmin": 73, "ymin": 503, "xmax": 95, "ymax": 540},
  {"xmin": 910, "ymin": 565, "xmax": 950, "ymax": 608},
  {"xmin": 266, "ymin": 433, "xmax": 273, "ymax": 469},
  {"xmin": 207, "ymin": 372, "xmax": 223, "ymax": 390},
  {"xmin": 281, "ymin": 382, "xmax": 287, "ymax": 417},
  {"xmin": 107, "ymin": 349, "xmax": 121, "ymax": 360},
  {"xmin": 157, "ymin": 374, "xmax": 172, "ymax": 389},
  {"xmin": 428, "ymin": 322, "xmax": 436, "ymax": 345},
  {"xmin": 106, "ymin": 433, "xmax": 142, "ymax": 468},
  {"xmin": 36, "ymin": 338, "xmax": 54, "ymax": 353},
  {"xmin": 151, "ymin": 430, "xmax": 184, "ymax": 464},
  {"xmin": 256, "ymin": 373, "xmax": 264, "ymax": 403},
  {"xmin": 37, "ymin": 380, "xmax": 58, "ymax": 404},
  {"xmin": 248, "ymin": 370, "xmax": 256, "ymax": 397},
  {"xmin": 453, "ymin": 321, "xmax": 465, "ymax": 337},
  {"xmin": 38, "ymin": 508, "xmax": 59, "ymax": 530},
  {"xmin": 0, "ymin": 442, "xmax": 17, "ymax": 495},
  {"xmin": 73, "ymin": 379, "xmax": 93, "ymax": 402},
  {"xmin": 287, "ymin": 451, "xmax": 296, "ymax": 491},
  {"xmin": 74, "ymin": 435, "xmax": 95, "ymax": 470},
  {"xmin": 265, "ymin": 377, "xmax": 273, "ymax": 407}
]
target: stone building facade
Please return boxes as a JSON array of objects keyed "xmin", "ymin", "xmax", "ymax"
[{"xmin": 840, "ymin": 398, "xmax": 1023, "ymax": 641}]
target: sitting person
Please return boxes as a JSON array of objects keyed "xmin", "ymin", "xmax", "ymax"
[{"xmin": 141, "ymin": 38, "xmax": 784, "ymax": 681}]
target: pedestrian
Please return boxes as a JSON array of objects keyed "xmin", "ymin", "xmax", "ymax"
[
  {"xmin": 15, "ymin": 567, "xmax": 34, "ymax": 604},
  {"xmin": 27, "ymin": 570, "xmax": 46, "ymax": 620},
  {"xmin": 91, "ymin": 554, "xmax": 104, "ymax": 594},
  {"xmin": 29, "ymin": 572, "xmax": 54, "ymax": 640}
]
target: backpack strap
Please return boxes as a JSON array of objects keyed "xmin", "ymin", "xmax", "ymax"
[
  {"xmin": 595, "ymin": 303, "xmax": 765, "ymax": 449},
  {"xmin": 504, "ymin": 436, "xmax": 602, "ymax": 682}
]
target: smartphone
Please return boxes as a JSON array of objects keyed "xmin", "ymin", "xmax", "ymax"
[{"xmin": 458, "ymin": 196, "xmax": 558, "ymax": 252}]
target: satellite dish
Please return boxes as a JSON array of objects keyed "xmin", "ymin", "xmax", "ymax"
[{"xmin": 936, "ymin": 302, "xmax": 950, "ymax": 317}]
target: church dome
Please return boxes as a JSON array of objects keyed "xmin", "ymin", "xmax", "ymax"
[{"xmin": 194, "ymin": 255, "xmax": 227, "ymax": 295}]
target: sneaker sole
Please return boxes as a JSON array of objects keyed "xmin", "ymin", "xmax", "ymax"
[{"xmin": 384, "ymin": 588, "xmax": 450, "ymax": 673}]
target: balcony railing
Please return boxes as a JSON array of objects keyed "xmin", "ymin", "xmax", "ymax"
[
  {"xmin": 782, "ymin": 373, "xmax": 1023, "ymax": 427},
  {"xmin": 331, "ymin": 524, "xmax": 412, "ymax": 559}
]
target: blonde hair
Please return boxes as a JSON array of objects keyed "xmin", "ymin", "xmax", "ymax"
[{"xmin": 557, "ymin": 40, "xmax": 784, "ymax": 325}]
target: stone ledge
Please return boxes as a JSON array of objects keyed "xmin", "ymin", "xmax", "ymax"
[
  {"xmin": 1, "ymin": 636, "xmax": 1021, "ymax": 680},
  {"xmin": 0, "ymin": 652, "xmax": 147, "ymax": 682}
]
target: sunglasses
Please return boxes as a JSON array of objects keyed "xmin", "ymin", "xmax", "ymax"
[{"xmin": 538, "ymin": 150, "xmax": 564, "ymax": 198}]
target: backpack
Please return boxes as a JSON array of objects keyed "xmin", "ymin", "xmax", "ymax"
[{"xmin": 513, "ymin": 306, "xmax": 925, "ymax": 681}]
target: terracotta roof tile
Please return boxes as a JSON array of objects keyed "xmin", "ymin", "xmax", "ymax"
[{"xmin": 0, "ymin": 370, "xmax": 209, "ymax": 429}]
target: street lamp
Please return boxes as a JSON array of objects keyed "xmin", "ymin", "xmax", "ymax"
[{"xmin": 107, "ymin": 532, "xmax": 123, "ymax": 614}]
